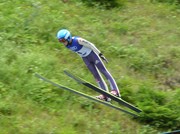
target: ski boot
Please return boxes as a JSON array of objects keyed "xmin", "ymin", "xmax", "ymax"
[
  {"xmin": 95, "ymin": 94, "xmax": 111, "ymax": 102},
  {"xmin": 110, "ymin": 90, "xmax": 121, "ymax": 98}
]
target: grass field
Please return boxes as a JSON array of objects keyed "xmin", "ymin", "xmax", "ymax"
[{"xmin": 0, "ymin": 0, "xmax": 180, "ymax": 133}]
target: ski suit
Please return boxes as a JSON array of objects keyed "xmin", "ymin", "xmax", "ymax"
[{"xmin": 66, "ymin": 36, "xmax": 119, "ymax": 93}]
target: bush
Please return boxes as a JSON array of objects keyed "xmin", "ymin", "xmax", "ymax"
[
  {"xmin": 152, "ymin": 0, "xmax": 180, "ymax": 5},
  {"xmin": 79, "ymin": 0, "xmax": 126, "ymax": 9},
  {"xmin": 136, "ymin": 86, "xmax": 180, "ymax": 129}
]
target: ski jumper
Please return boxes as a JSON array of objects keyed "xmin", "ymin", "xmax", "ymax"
[{"xmin": 66, "ymin": 36, "xmax": 119, "ymax": 93}]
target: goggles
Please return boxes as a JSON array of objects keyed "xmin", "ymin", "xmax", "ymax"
[{"xmin": 58, "ymin": 38, "xmax": 66, "ymax": 43}]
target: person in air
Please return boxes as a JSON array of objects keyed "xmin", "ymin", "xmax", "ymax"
[{"xmin": 57, "ymin": 29, "xmax": 121, "ymax": 101}]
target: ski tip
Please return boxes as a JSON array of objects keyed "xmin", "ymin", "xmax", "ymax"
[
  {"xmin": 64, "ymin": 70, "xmax": 70, "ymax": 76},
  {"xmin": 63, "ymin": 70, "xmax": 68, "ymax": 73},
  {"xmin": 34, "ymin": 73, "xmax": 40, "ymax": 77},
  {"xmin": 34, "ymin": 73, "xmax": 43, "ymax": 80}
]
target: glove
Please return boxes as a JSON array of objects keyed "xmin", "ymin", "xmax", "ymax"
[{"xmin": 99, "ymin": 53, "xmax": 108, "ymax": 64}]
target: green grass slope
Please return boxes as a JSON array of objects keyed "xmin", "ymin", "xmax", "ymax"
[{"xmin": 0, "ymin": 0, "xmax": 180, "ymax": 133}]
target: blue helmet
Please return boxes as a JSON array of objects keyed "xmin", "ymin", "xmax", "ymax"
[{"xmin": 57, "ymin": 29, "xmax": 72, "ymax": 42}]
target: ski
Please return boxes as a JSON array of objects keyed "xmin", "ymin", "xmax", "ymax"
[
  {"xmin": 35, "ymin": 73, "xmax": 139, "ymax": 117},
  {"xmin": 64, "ymin": 70, "xmax": 142, "ymax": 113}
]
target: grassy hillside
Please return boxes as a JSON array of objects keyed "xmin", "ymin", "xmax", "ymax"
[{"xmin": 0, "ymin": 0, "xmax": 180, "ymax": 133}]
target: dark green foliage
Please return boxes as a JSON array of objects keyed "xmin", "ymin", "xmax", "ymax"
[
  {"xmin": 152, "ymin": 0, "xmax": 180, "ymax": 5},
  {"xmin": 136, "ymin": 86, "xmax": 180, "ymax": 129},
  {"xmin": 0, "ymin": 103, "xmax": 14, "ymax": 116},
  {"xmin": 80, "ymin": 0, "xmax": 125, "ymax": 9}
]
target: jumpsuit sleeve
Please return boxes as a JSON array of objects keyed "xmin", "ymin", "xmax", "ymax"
[{"xmin": 77, "ymin": 38, "xmax": 101, "ymax": 55}]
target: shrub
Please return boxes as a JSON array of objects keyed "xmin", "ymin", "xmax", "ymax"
[
  {"xmin": 136, "ymin": 86, "xmax": 180, "ymax": 129},
  {"xmin": 79, "ymin": 0, "xmax": 126, "ymax": 9},
  {"xmin": 152, "ymin": 0, "xmax": 180, "ymax": 5}
]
